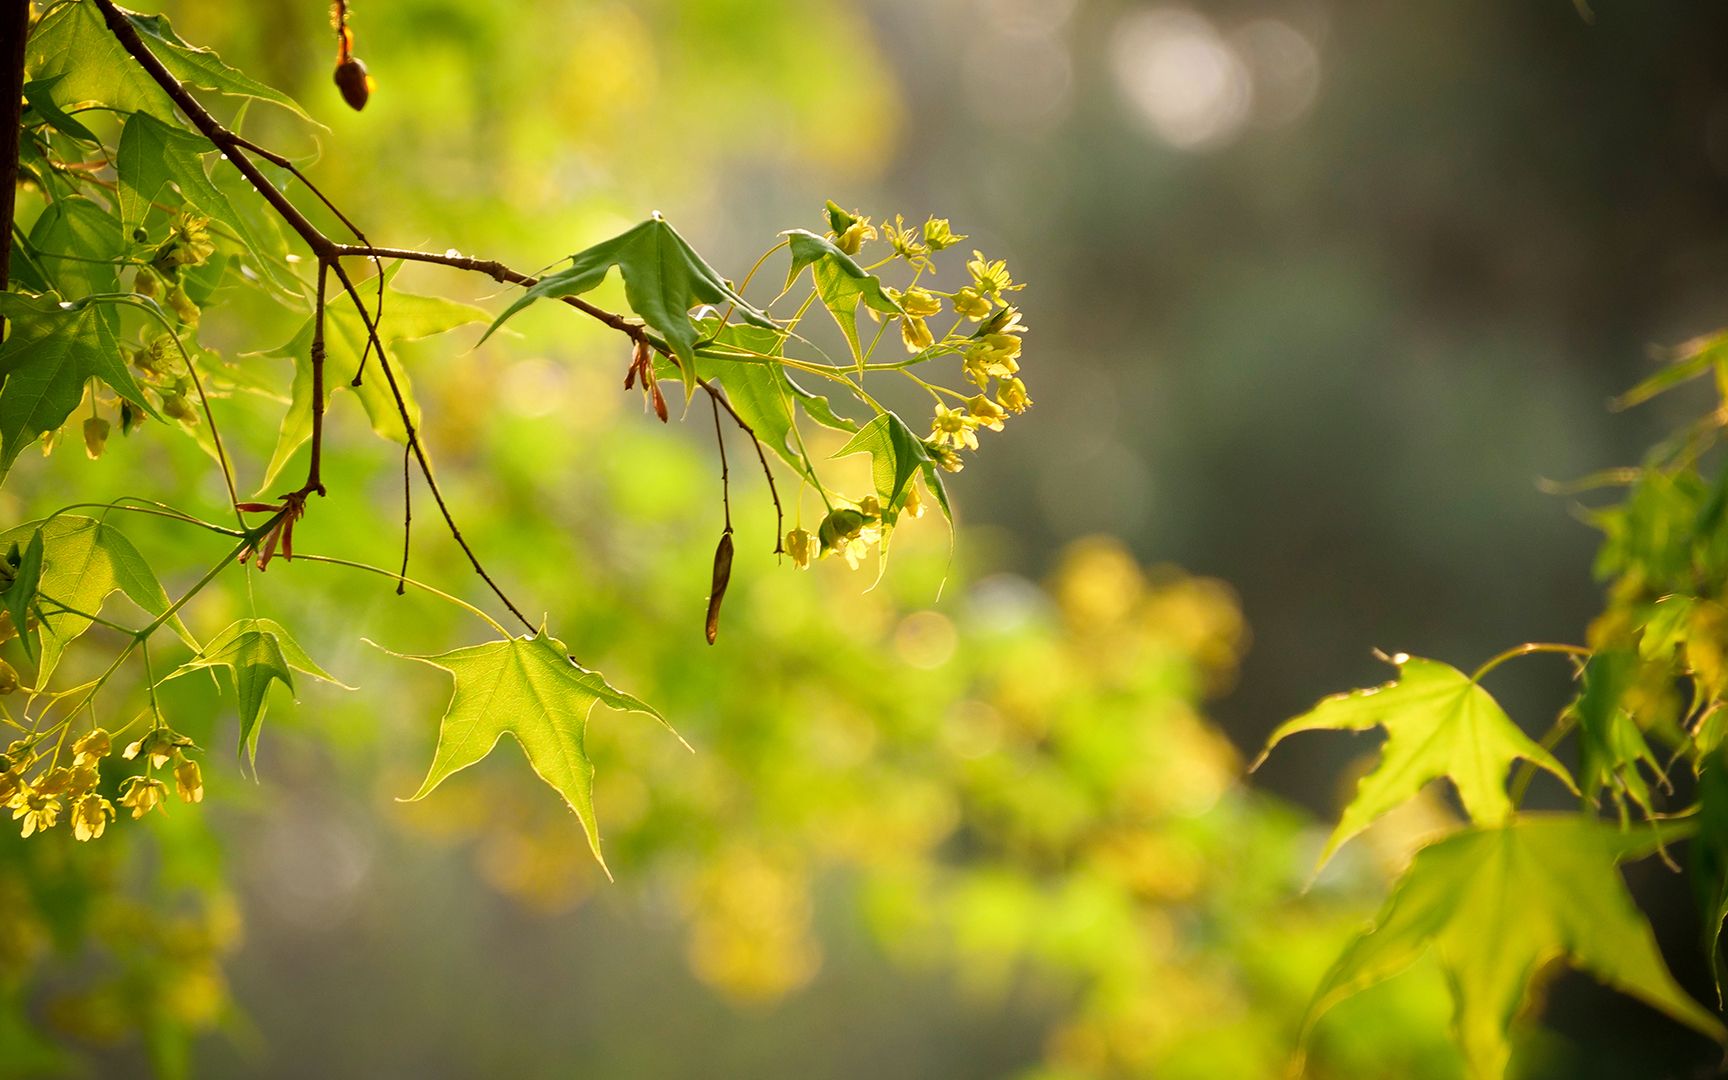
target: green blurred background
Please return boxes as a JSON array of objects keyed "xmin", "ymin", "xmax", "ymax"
[{"xmin": 11, "ymin": 0, "xmax": 1728, "ymax": 1076}]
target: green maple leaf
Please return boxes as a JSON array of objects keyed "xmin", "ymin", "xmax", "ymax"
[
  {"xmin": 1253, "ymin": 654, "xmax": 1577, "ymax": 868},
  {"xmin": 171, "ymin": 618, "xmax": 348, "ymax": 764},
  {"xmin": 1302, "ymin": 815, "xmax": 1726, "ymax": 1079},
  {"xmin": 254, "ymin": 273, "xmax": 488, "ymax": 493},
  {"xmin": 386, "ymin": 629, "xmax": 676, "ymax": 875},
  {"xmin": 0, "ymin": 516, "xmax": 183, "ymax": 683},
  {"xmin": 26, "ymin": 2, "xmax": 310, "ymax": 123},
  {"xmin": 0, "ymin": 292, "xmax": 160, "ymax": 481},
  {"xmin": 781, "ymin": 229, "xmax": 904, "ymax": 363},
  {"xmin": 478, "ymin": 215, "xmax": 774, "ymax": 396}
]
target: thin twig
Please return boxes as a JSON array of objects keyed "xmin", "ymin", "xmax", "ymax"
[
  {"xmin": 710, "ymin": 394, "xmax": 731, "ymax": 533},
  {"xmin": 304, "ymin": 260, "xmax": 329, "ymax": 496}
]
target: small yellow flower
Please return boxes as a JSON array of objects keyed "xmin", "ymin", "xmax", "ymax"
[
  {"xmin": 836, "ymin": 220, "xmax": 875, "ymax": 256},
  {"xmin": 71, "ymin": 793, "xmax": 114, "ymax": 841},
  {"xmin": 83, "ymin": 417, "xmax": 110, "ymax": 460},
  {"xmin": 66, "ymin": 765, "xmax": 99, "ymax": 795},
  {"xmin": 0, "ymin": 769, "xmax": 29, "ymax": 809},
  {"xmin": 923, "ymin": 217, "xmax": 966, "ymax": 251},
  {"xmin": 35, "ymin": 767, "xmax": 76, "ymax": 797},
  {"xmin": 964, "ymin": 335, "xmax": 1023, "ymax": 383},
  {"xmin": 174, "ymin": 757, "xmax": 204, "ymax": 804},
  {"xmin": 999, "ymin": 377, "xmax": 1033, "ymax": 414},
  {"xmin": 118, "ymin": 776, "xmax": 168, "ymax": 820},
  {"xmin": 14, "ymin": 792, "xmax": 60, "ymax": 837},
  {"xmin": 884, "ymin": 216, "xmax": 931, "ymax": 266},
  {"xmin": 967, "ymin": 395, "xmax": 1007, "ymax": 432},
  {"xmin": 896, "ymin": 286, "xmax": 943, "ymax": 318},
  {"xmin": 930, "ymin": 405, "xmax": 979, "ymax": 451},
  {"xmin": 785, "ymin": 528, "xmax": 815, "ymax": 569},
  {"xmin": 967, "ymin": 250, "xmax": 1019, "ymax": 298},
  {"xmin": 903, "ymin": 482, "xmax": 926, "ymax": 520},
  {"xmin": 124, "ymin": 728, "xmax": 191, "ymax": 769},
  {"xmin": 951, "ymin": 287, "xmax": 992, "ymax": 321},
  {"xmin": 73, "ymin": 728, "xmax": 112, "ymax": 766},
  {"xmin": 901, "ymin": 316, "xmax": 934, "ymax": 354},
  {"xmin": 932, "ymin": 446, "xmax": 965, "ymax": 473}
]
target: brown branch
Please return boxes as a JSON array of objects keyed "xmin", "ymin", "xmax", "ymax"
[
  {"xmin": 330, "ymin": 243, "xmax": 786, "ymax": 552},
  {"xmin": 92, "ymin": 0, "xmax": 788, "ymax": 633},
  {"xmin": 710, "ymin": 394, "xmax": 731, "ymax": 533},
  {"xmin": 304, "ymin": 260, "xmax": 329, "ymax": 496}
]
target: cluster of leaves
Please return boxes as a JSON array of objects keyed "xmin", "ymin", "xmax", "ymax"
[
  {"xmin": 1254, "ymin": 330, "xmax": 1728, "ymax": 1076},
  {"xmin": 391, "ymin": 535, "xmax": 1454, "ymax": 1079},
  {"xmin": 0, "ymin": 3, "xmax": 1044, "ymax": 1070},
  {"xmin": 2, "ymin": 0, "xmax": 1038, "ymax": 874}
]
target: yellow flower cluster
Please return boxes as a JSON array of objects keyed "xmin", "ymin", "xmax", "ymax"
[{"xmin": 1, "ymin": 724, "xmax": 203, "ymax": 841}]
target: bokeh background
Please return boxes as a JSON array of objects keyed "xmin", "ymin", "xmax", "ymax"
[{"xmin": 12, "ymin": 0, "xmax": 1728, "ymax": 1076}]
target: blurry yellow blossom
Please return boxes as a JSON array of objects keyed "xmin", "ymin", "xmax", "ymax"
[
  {"xmin": 72, "ymin": 728, "xmax": 111, "ymax": 765},
  {"xmin": 14, "ymin": 792, "xmax": 59, "ymax": 837},
  {"xmin": 923, "ymin": 217, "xmax": 965, "ymax": 251},
  {"xmin": 901, "ymin": 315, "xmax": 934, "ymax": 353},
  {"xmin": 119, "ymin": 776, "xmax": 167, "ymax": 820},
  {"xmin": 174, "ymin": 758, "xmax": 204, "ymax": 804},
  {"xmin": 967, "ymin": 394, "xmax": 1007, "ymax": 432},
  {"xmin": 999, "ymin": 377, "xmax": 1033, "ymax": 413},
  {"xmin": 785, "ymin": 528, "xmax": 815, "ymax": 569},
  {"xmin": 71, "ymin": 793, "xmax": 114, "ymax": 841},
  {"xmin": 951, "ymin": 286, "xmax": 992, "ymax": 321},
  {"xmin": 930, "ymin": 404, "xmax": 979, "ymax": 450}
]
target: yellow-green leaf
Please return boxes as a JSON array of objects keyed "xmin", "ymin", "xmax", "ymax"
[
  {"xmin": 1303, "ymin": 815, "xmax": 1725, "ymax": 1079},
  {"xmin": 1254, "ymin": 654, "xmax": 1576, "ymax": 869},
  {"xmin": 386, "ymin": 629, "xmax": 673, "ymax": 875}
]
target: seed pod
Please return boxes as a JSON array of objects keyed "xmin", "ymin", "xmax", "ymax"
[
  {"xmin": 0, "ymin": 659, "xmax": 17, "ymax": 694},
  {"xmin": 705, "ymin": 530, "xmax": 734, "ymax": 645},
  {"xmin": 334, "ymin": 57, "xmax": 371, "ymax": 111}
]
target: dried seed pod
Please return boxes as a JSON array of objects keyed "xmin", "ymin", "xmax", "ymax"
[
  {"xmin": 705, "ymin": 530, "xmax": 734, "ymax": 645},
  {"xmin": 334, "ymin": 57, "xmax": 371, "ymax": 111}
]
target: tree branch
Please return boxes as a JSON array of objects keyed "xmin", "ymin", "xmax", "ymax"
[{"xmin": 90, "ymin": 0, "xmax": 787, "ymax": 634}]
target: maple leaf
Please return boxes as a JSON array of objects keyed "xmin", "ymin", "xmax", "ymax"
[
  {"xmin": 1253, "ymin": 654, "xmax": 1576, "ymax": 869},
  {"xmin": 1302, "ymin": 815, "xmax": 1726, "ymax": 1079},
  {"xmin": 172, "ymin": 618, "xmax": 348, "ymax": 764},
  {"xmin": 478, "ymin": 215, "xmax": 774, "ymax": 397},
  {"xmin": 0, "ymin": 516, "xmax": 182, "ymax": 682},
  {"xmin": 386, "ymin": 629, "xmax": 677, "ymax": 876},
  {"xmin": 0, "ymin": 293, "xmax": 159, "ymax": 480}
]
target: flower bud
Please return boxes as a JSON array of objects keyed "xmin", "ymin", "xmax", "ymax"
[
  {"xmin": 0, "ymin": 659, "xmax": 17, "ymax": 695},
  {"xmin": 83, "ymin": 417, "xmax": 110, "ymax": 460},
  {"xmin": 785, "ymin": 528, "xmax": 814, "ymax": 569},
  {"xmin": 174, "ymin": 757, "xmax": 204, "ymax": 804}
]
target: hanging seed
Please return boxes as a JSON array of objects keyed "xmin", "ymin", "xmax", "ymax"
[
  {"xmin": 334, "ymin": 57, "xmax": 371, "ymax": 111},
  {"xmin": 705, "ymin": 530, "xmax": 734, "ymax": 645}
]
